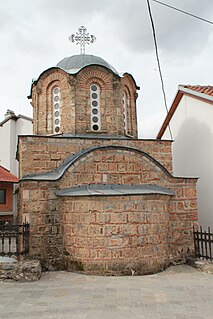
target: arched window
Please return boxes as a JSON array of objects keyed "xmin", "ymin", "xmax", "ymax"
[
  {"xmin": 90, "ymin": 84, "xmax": 101, "ymax": 131},
  {"xmin": 52, "ymin": 87, "xmax": 61, "ymax": 133},
  {"xmin": 123, "ymin": 92, "xmax": 128, "ymax": 134}
]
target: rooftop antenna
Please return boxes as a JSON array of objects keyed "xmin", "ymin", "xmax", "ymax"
[{"xmin": 69, "ymin": 26, "xmax": 96, "ymax": 55}]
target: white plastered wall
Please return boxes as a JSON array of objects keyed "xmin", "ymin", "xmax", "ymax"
[
  {"xmin": 0, "ymin": 120, "xmax": 11, "ymax": 171},
  {"xmin": 162, "ymin": 95, "xmax": 213, "ymax": 227},
  {"xmin": 0, "ymin": 116, "xmax": 33, "ymax": 220},
  {"xmin": 12, "ymin": 118, "xmax": 33, "ymax": 176}
]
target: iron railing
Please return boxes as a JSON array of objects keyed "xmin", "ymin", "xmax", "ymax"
[
  {"xmin": 0, "ymin": 223, "xmax": 30, "ymax": 257},
  {"xmin": 193, "ymin": 226, "xmax": 213, "ymax": 261}
]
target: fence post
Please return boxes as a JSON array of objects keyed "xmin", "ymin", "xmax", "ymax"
[
  {"xmin": 23, "ymin": 223, "xmax": 30, "ymax": 255},
  {"xmin": 193, "ymin": 225, "xmax": 213, "ymax": 260},
  {"xmin": 0, "ymin": 223, "xmax": 30, "ymax": 258}
]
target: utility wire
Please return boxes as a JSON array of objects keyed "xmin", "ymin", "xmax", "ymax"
[
  {"xmin": 152, "ymin": 0, "xmax": 213, "ymax": 25},
  {"xmin": 146, "ymin": 0, "xmax": 173, "ymax": 140}
]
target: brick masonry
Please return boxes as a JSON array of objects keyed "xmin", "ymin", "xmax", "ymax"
[
  {"xmin": 31, "ymin": 66, "xmax": 138, "ymax": 138},
  {"xmin": 18, "ymin": 136, "xmax": 173, "ymax": 177},
  {"xmin": 18, "ymin": 138, "xmax": 197, "ymax": 275},
  {"xmin": 18, "ymin": 61, "xmax": 198, "ymax": 275}
]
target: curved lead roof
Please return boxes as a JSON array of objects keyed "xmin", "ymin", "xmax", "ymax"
[
  {"xmin": 55, "ymin": 184, "xmax": 175, "ymax": 197},
  {"xmin": 21, "ymin": 145, "xmax": 173, "ymax": 181},
  {"xmin": 56, "ymin": 54, "xmax": 118, "ymax": 75},
  {"xmin": 28, "ymin": 54, "xmax": 139, "ymax": 99}
]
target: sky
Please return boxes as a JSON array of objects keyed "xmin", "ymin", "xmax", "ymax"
[{"xmin": 0, "ymin": 0, "xmax": 213, "ymax": 138}]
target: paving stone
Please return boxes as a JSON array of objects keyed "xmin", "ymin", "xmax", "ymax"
[{"xmin": 0, "ymin": 265, "xmax": 212, "ymax": 319}]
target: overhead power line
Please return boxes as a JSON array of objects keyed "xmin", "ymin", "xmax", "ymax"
[
  {"xmin": 146, "ymin": 0, "xmax": 173, "ymax": 140},
  {"xmin": 152, "ymin": 0, "xmax": 213, "ymax": 25}
]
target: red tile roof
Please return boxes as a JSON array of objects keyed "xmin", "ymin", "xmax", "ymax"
[
  {"xmin": 0, "ymin": 166, "xmax": 19, "ymax": 183},
  {"xmin": 181, "ymin": 85, "xmax": 213, "ymax": 96}
]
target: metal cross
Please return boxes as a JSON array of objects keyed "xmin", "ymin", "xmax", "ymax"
[{"xmin": 69, "ymin": 26, "xmax": 96, "ymax": 55}]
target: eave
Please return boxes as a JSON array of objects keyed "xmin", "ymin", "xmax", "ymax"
[{"xmin": 157, "ymin": 86, "xmax": 213, "ymax": 139}]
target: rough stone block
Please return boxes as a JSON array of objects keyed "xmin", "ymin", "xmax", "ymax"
[{"xmin": 0, "ymin": 260, "xmax": 41, "ymax": 282}]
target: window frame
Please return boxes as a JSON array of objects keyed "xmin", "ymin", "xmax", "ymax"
[
  {"xmin": 123, "ymin": 92, "xmax": 128, "ymax": 134},
  {"xmin": 0, "ymin": 189, "xmax": 6, "ymax": 204},
  {"xmin": 90, "ymin": 84, "xmax": 101, "ymax": 131},
  {"xmin": 52, "ymin": 86, "xmax": 61, "ymax": 134}
]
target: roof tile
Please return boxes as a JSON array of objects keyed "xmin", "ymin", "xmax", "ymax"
[
  {"xmin": 182, "ymin": 85, "xmax": 213, "ymax": 96},
  {"xmin": 0, "ymin": 166, "xmax": 19, "ymax": 183}
]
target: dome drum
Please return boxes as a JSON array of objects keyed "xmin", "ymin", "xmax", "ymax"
[{"xmin": 29, "ymin": 54, "xmax": 139, "ymax": 138}]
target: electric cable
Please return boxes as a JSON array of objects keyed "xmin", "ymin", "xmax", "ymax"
[
  {"xmin": 152, "ymin": 0, "xmax": 213, "ymax": 25},
  {"xmin": 146, "ymin": 0, "xmax": 173, "ymax": 139}
]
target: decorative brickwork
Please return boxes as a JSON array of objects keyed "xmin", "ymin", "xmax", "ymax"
[
  {"xmin": 30, "ymin": 65, "xmax": 138, "ymax": 138},
  {"xmin": 18, "ymin": 138, "xmax": 197, "ymax": 274},
  {"xmin": 18, "ymin": 137, "xmax": 173, "ymax": 177},
  {"xmin": 18, "ymin": 54, "xmax": 198, "ymax": 274}
]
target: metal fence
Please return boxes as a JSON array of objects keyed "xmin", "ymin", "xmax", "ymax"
[
  {"xmin": 0, "ymin": 223, "xmax": 30, "ymax": 257},
  {"xmin": 193, "ymin": 226, "xmax": 213, "ymax": 260}
]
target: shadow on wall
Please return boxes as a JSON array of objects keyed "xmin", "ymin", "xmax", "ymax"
[{"xmin": 173, "ymin": 118, "xmax": 213, "ymax": 227}]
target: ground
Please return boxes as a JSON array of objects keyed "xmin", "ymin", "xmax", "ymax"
[{"xmin": 0, "ymin": 265, "xmax": 212, "ymax": 319}]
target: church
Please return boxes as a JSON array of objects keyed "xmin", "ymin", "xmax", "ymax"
[{"xmin": 17, "ymin": 27, "xmax": 198, "ymax": 275}]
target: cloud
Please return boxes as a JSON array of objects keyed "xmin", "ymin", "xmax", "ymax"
[
  {"xmin": 0, "ymin": 0, "xmax": 213, "ymax": 135},
  {"xmin": 99, "ymin": 0, "xmax": 213, "ymax": 60},
  {"xmin": 1, "ymin": 0, "xmax": 213, "ymax": 60},
  {"xmin": 151, "ymin": 0, "xmax": 213, "ymax": 57},
  {"xmin": 138, "ymin": 109, "xmax": 166, "ymax": 138}
]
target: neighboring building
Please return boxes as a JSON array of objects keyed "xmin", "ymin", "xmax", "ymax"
[
  {"xmin": 157, "ymin": 85, "xmax": 213, "ymax": 228},
  {"xmin": 0, "ymin": 165, "xmax": 19, "ymax": 223},
  {"xmin": 0, "ymin": 110, "xmax": 33, "ymax": 220},
  {"xmin": 17, "ymin": 53, "xmax": 198, "ymax": 275},
  {"xmin": 0, "ymin": 110, "xmax": 33, "ymax": 177}
]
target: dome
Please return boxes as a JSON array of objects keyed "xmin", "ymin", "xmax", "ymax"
[{"xmin": 56, "ymin": 54, "xmax": 118, "ymax": 75}]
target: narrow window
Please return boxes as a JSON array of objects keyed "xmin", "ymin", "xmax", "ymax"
[
  {"xmin": 0, "ymin": 190, "xmax": 6, "ymax": 204},
  {"xmin": 123, "ymin": 92, "xmax": 128, "ymax": 134},
  {"xmin": 90, "ymin": 84, "xmax": 101, "ymax": 131},
  {"xmin": 52, "ymin": 87, "xmax": 61, "ymax": 133}
]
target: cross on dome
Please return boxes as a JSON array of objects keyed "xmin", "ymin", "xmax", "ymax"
[{"xmin": 69, "ymin": 26, "xmax": 96, "ymax": 55}]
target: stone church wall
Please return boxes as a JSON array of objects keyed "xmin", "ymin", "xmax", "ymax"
[
  {"xmin": 18, "ymin": 136, "xmax": 197, "ymax": 274},
  {"xmin": 17, "ymin": 52, "xmax": 198, "ymax": 275},
  {"xmin": 62, "ymin": 195, "xmax": 171, "ymax": 275},
  {"xmin": 18, "ymin": 136, "xmax": 173, "ymax": 177},
  {"xmin": 31, "ymin": 66, "xmax": 138, "ymax": 137}
]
